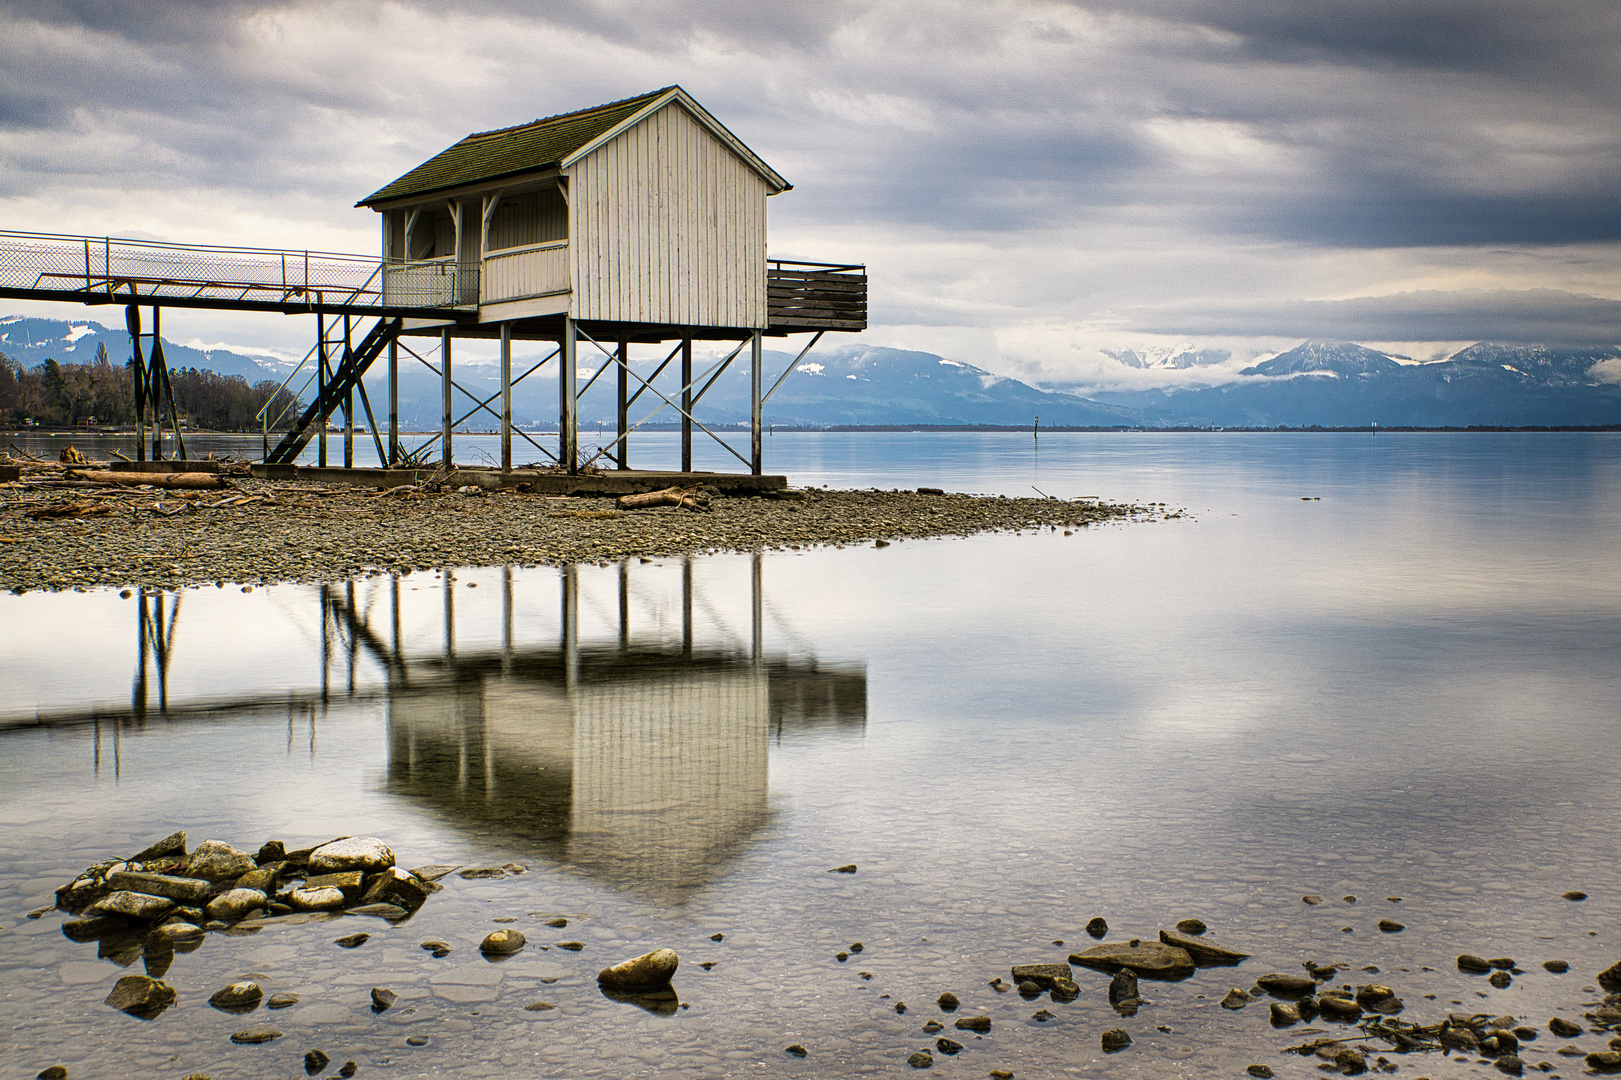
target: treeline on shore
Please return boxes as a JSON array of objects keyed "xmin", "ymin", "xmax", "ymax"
[{"xmin": 0, "ymin": 347, "xmax": 300, "ymax": 431}]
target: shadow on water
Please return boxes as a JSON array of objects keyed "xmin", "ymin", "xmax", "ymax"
[{"xmin": 17, "ymin": 555, "xmax": 867, "ymax": 906}]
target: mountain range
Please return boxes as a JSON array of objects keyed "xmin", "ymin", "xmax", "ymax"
[{"xmin": 4, "ymin": 314, "xmax": 1619, "ymax": 429}]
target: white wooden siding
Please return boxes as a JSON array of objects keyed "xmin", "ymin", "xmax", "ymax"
[
  {"xmin": 569, "ymin": 101, "xmax": 769, "ymax": 328},
  {"xmin": 482, "ymin": 243, "xmax": 570, "ymax": 304}
]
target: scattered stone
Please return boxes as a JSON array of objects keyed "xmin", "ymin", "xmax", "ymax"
[
  {"xmin": 205, "ymin": 888, "xmax": 267, "ymax": 923},
  {"xmin": 555, "ymin": 941, "xmax": 585, "ymax": 951},
  {"xmin": 1355, "ymin": 984, "xmax": 1396, "ymax": 1007},
  {"xmin": 1049, "ymin": 976, "xmax": 1079, "ymax": 1002},
  {"xmin": 338, "ymin": 1062, "xmax": 357, "ymax": 1077},
  {"xmin": 1563, "ymin": 890, "xmax": 1588, "ymax": 901},
  {"xmin": 1302, "ymin": 895, "xmax": 1324, "ymax": 905},
  {"xmin": 1248, "ymin": 1067, "xmax": 1274, "ymax": 1078},
  {"xmin": 785, "ymin": 1044, "xmax": 807, "ymax": 1058},
  {"xmin": 480, "ymin": 929, "xmax": 526, "ymax": 956},
  {"xmin": 1016, "ymin": 981, "xmax": 1042, "ymax": 998},
  {"xmin": 922, "ymin": 1021, "xmax": 944, "ymax": 1034},
  {"xmin": 835, "ymin": 951, "xmax": 849, "ymax": 961},
  {"xmin": 1270, "ymin": 1001, "xmax": 1299, "ymax": 1026},
  {"xmin": 1488, "ymin": 957, "xmax": 1516, "ymax": 969},
  {"xmin": 458, "ymin": 867, "xmax": 507, "ymax": 880},
  {"xmin": 186, "ymin": 840, "xmax": 257, "ymax": 882},
  {"xmin": 37, "ymin": 1066, "xmax": 67, "ymax": 1079},
  {"xmin": 229, "ymin": 1027, "xmax": 282, "ymax": 1044},
  {"xmin": 1318, "ymin": 993, "xmax": 1364, "ymax": 1022},
  {"xmin": 303, "ymin": 1049, "xmax": 330, "ymax": 1074},
  {"xmin": 1010, "ymin": 963, "xmax": 1072, "ymax": 989},
  {"xmin": 233, "ymin": 864, "xmax": 281, "ymax": 894},
  {"xmin": 255, "ymin": 840, "xmax": 285, "ymax": 865},
  {"xmin": 907, "ymin": 1051, "xmax": 933, "ymax": 1068},
  {"xmin": 1489, "ymin": 971, "xmax": 1513, "ymax": 989},
  {"xmin": 708, "ymin": 931, "xmax": 721, "ymax": 940},
  {"xmin": 406, "ymin": 1036, "xmax": 429, "ymax": 1047},
  {"xmin": 1600, "ymin": 961, "xmax": 1621, "ymax": 990},
  {"xmin": 410, "ymin": 865, "xmax": 460, "ymax": 882},
  {"xmin": 1588, "ymin": 1051, "xmax": 1621, "ymax": 1073},
  {"xmin": 347, "ymin": 903, "xmax": 408, "ymax": 920},
  {"xmin": 1175, "ymin": 918, "xmax": 1206, "ymax": 935},
  {"xmin": 88, "ymin": 891, "xmax": 177, "ymax": 921},
  {"xmin": 370, "ymin": 987, "xmax": 396, "ymax": 1012},
  {"xmin": 147, "ymin": 922, "xmax": 205, "ymax": 946},
  {"xmin": 1495, "ymin": 1055, "xmax": 1525, "ymax": 1075},
  {"xmin": 1070, "ymin": 941, "xmax": 1194, "ymax": 979},
  {"xmin": 1256, "ymin": 973, "xmax": 1316, "ymax": 997},
  {"xmin": 990, "ymin": 1072, "xmax": 1013, "ymax": 1080},
  {"xmin": 1377, "ymin": 919, "xmax": 1405, "ymax": 933},
  {"xmin": 1544, "ymin": 960, "xmax": 1569, "ymax": 973},
  {"xmin": 1031, "ymin": 1009, "xmax": 1055, "ymax": 1021},
  {"xmin": 131, "ymin": 831, "xmax": 187, "ymax": 863},
  {"xmin": 955, "ymin": 1016, "xmax": 991, "ymax": 1033},
  {"xmin": 936, "ymin": 992, "xmax": 959, "ymax": 1011},
  {"xmin": 895, "ymin": 1002, "xmax": 907, "ymax": 1014},
  {"xmin": 547, "ymin": 918, "xmax": 570, "ymax": 928},
  {"xmin": 105, "ymin": 871, "xmax": 213, "ymax": 905},
  {"xmin": 1440, "ymin": 1024, "xmax": 1480, "ymax": 1051},
  {"xmin": 597, "ymin": 948, "xmax": 680, "ymax": 989},
  {"xmin": 208, "ymin": 981, "xmax": 263, "ymax": 1011},
  {"xmin": 308, "ymin": 837, "xmax": 394, "ymax": 876},
  {"xmin": 1332, "ymin": 1047, "xmax": 1366, "ymax": 1074},
  {"xmin": 104, "ymin": 974, "xmax": 175, "ymax": 1017},
  {"xmin": 1221, "ymin": 988, "xmax": 1251, "ymax": 1009},
  {"xmin": 935, "ymin": 1038, "xmax": 963, "ymax": 1055},
  {"xmin": 360, "ymin": 867, "xmax": 429, "ymax": 907},
  {"xmin": 335, "ymin": 933, "xmax": 369, "ymax": 948},
  {"xmin": 829, "ymin": 864, "xmax": 857, "ymax": 873},
  {"xmin": 1459, "ymin": 954, "xmax": 1493, "ymax": 974},
  {"xmin": 304, "ymin": 871, "xmax": 365, "ymax": 897},
  {"xmin": 1085, "ymin": 916, "xmax": 1109, "ymax": 938},
  {"xmin": 501, "ymin": 862, "xmax": 528, "ymax": 874},
  {"xmin": 1550, "ymin": 1017, "xmax": 1582, "ymax": 1037},
  {"xmin": 524, "ymin": 1001, "xmax": 556, "ymax": 1011},
  {"xmin": 1158, "ymin": 928, "xmax": 1248, "ymax": 965},
  {"xmin": 1101, "ymin": 1029, "xmax": 1131, "ymax": 1052},
  {"xmin": 287, "ymin": 886, "xmax": 346, "ymax": 911},
  {"xmin": 267, "ymin": 993, "xmax": 299, "ymax": 1009},
  {"xmin": 849, "ymin": 942, "xmax": 864, "ymax": 952}
]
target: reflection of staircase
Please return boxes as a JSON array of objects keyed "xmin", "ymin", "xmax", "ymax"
[{"xmin": 266, "ymin": 316, "xmax": 400, "ymax": 463}]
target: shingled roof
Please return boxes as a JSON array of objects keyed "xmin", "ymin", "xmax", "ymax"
[{"xmin": 358, "ymin": 87, "xmax": 787, "ymax": 207}]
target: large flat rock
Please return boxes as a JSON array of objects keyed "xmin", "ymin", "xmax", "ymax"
[
  {"xmin": 1069, "ymin": 941, "xmax": 1195, "ymax": 980},
  {"xmin": 1158, "ymin": 928, "xmax": 1249, "ymax": 965}
]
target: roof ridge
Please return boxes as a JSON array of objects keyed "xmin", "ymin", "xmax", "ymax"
[{"xmin": 462, "ymin": 86, "xmax": 677, "ymax": 144}]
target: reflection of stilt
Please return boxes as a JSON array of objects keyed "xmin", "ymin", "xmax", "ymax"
[
  {"xmin": 561, "ymin": 564, "xmax": 578, "ymax": 690},
  {"xmin": 444, "ymin": 570, "xmax": 456, "ymax": 660},
  {"xmin": 682, "ymin": 557, "xmax": 693, "ymax": 659},
  {"xmin": 346, "ymin": 579, "xmax": 358, "ymax": 696},
  {"xmin": 93, "ymin": 717, "xmax": 101, "ymax": 777},
  {"xmin": 618, "ymin": 560, "xmax": 630, "ymax": 650},
  {"xmin": 752, "ymin": 551, "xmax": 763, "ymax": 665},
  {"xmin": 319, "ymin": 585, "xmax": 331, "ymax": 704},
  {"xmin": 502, "ymin": 566, "xmax": 513, "ymax": 677},
  {"xmin": 132, "ymin": 588, "xmax": 181, "ymax": 718}
]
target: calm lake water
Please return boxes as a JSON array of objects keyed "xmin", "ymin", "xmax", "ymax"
[{"xmin": 3, "ymin": 432, "xmax": 1620, "ymax": 1079}]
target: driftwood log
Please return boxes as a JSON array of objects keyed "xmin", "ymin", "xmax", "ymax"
[
  {"xmin": 616, "ymin": 486, "xmax": 710, "ymax": 511},
  {"xmin": 25, "ymin": 500, "xmax": 115, "ymax": 520},
  {"xmin": 68, "ymin": 470, "xmax": 230, "ymax": 490}
]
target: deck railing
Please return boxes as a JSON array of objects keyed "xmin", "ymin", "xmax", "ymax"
[
  {"xmin": 767, "ymin": 259, "xmax": 866, "ymax": 332},
  {"xmin": 0, "ymin": 229, "xmax": 474, "ymax": 313}
]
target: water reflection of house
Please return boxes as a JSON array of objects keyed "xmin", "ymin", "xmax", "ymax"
[{"xmin": 385, "ymin": 650, "xmax": 865, "ymax": 904}]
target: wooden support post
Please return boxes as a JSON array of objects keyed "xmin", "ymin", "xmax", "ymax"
[
  {"xmin": 615, "ymin": 338, "xmax": 628, "ymax": 470},
  {"xmin": 561, "ymin": 318, "xmax": 577, "ymax": 473},
  {"xmin": 343, "ymin": 315, "xmax": 354, "ymax": 469},
  {"xmin": 387, "ymin": 335, "xmax": 399, "ymax": 465},
  {"xmin": 500, "ymin": 322, "xmax": 512, "ymax": 473},
  {"xmin": 681, "ymin": 338, "xmax": 692, "ymax": 473},
  {"xmin": 150, "ymin": 307, "xmax": 164, "ymax": 462},
  {"xmin": 441, "ymin": 327, "xmax": 453, "ymax": 468},
  {"xmin": 750, "ymin": 330, "xmax": 763, "ymax": 476},
  {"xmin": 316, "ymin": 313, "xmax": 327, "ymax": 468},
  {"xmin": 126, "ymin": 306, "xmax": 146, "ymax": 463}
]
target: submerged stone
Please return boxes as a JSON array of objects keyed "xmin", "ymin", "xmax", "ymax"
[
  {"xmin": 105, "ymin": 975, "xmax": 175, "ymax": 1018},
  {"xmin": 597, "ymin": 948, "xmax": 679, "ymax": 989},
  {"xmin": 1070, "ymin": 941, "xmax": 1194, "ymax": 979},
  {"xmin": 1159, "ymin": 928, "xmax": 1248, "ymax": 965}
]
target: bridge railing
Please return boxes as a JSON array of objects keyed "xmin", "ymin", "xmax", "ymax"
[{"xmin": 0, "ymin": 229, "xmax": 474, "ymax": 312}]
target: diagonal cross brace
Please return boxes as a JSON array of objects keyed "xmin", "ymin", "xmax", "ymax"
[{"xmin": 267, "ymin": 317, "xmax": 400, "ymax": 463}]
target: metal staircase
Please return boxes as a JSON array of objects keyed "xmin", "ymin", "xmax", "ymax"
[{"xmin": 266, "ymin": 317, "xmax": 401, "ymax": 464}]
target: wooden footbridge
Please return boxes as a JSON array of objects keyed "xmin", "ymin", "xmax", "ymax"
[{"xmin": 0, "ymin": 86, "xmax": 865, "ymax": 489}]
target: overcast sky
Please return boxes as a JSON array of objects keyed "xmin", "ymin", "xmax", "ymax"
[{"xmin": 4, "ymin": 0, "xmax": 1620, "ymax": 389}]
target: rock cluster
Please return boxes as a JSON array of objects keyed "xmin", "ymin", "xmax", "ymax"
[{"xmin": 51, "ymin": 830, "xmax": 441, "ymax": 1003}]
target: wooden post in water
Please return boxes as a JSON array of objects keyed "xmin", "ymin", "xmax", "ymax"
[
  {"xmin": 441, "ymin": 327, "xmax": 453, "ymax": 468},
  {"xmin": 615, "ymin": 338, "xmax": 628, "ymax": 470},
  {"xmin": 500, "ymin": 323, "xmax": 512, "ymax": 473},
  {"xmin": 680, "ymin": 339, "xmax": 693, "ymax": 473},
  {"xmin": 316, "ymin": 313, "xmax": 327, "ymax": 468},
  {"xmin": 750, "ymin": 330, "xmax": 763, "ymax": 476},
  {"xmin": 387, "ymin": 335, "xmax": 399, "ymax": 465},
  {"xmin": 561, "ymin": 318, "xmax": 577, "ymax": 473}
]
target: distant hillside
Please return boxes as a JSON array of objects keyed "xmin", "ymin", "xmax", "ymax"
[
  {"xmin": 0, "ymin": 315, "xmax": 274, "ymax": 384},
  {"xmin": 1094, "ymin": 341, "xmax": 1621, "ymax": 427}
]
